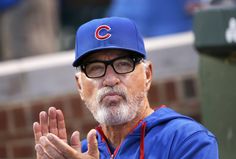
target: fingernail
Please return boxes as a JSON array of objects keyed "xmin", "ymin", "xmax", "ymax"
[
  {"xmin": 72, "ymin": 131, "xmax": 80, "ymax": 140},
  {"xmin": 39, "ymin": 136, "xmax": 47, "ymax": 146},
  {"xmin": 91, "ymin": 129, "xmax": 97, "ymax": 135},
  {"xmin": 73, "ymin": 131, "xmax": 79, "ymax": 136},
  {"xmin": 49, "ymin": 107, "xmax": 56, "ymax": 112},
  {"xmin": 33, "ymin": 122, "xmax": 38, "ymax": 127},
  {"xmin": 47, "ymin": 133, "xmax": 53, "ymax": 141},
  {"xmin": 56, "ymin": 109, "xmax": 62, "ymax": 115},
  {"xmin": 40, "ymin": 111, "xmax": 47, "ymax": 117},
  {"xmin": 35, "ymin": 144, "xmax": 40, "ymax": 151}
]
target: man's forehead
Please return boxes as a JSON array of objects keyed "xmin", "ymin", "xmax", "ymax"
[{"xmin": 83, "ymin": 49, "xmax": 133, "ymax": 61}]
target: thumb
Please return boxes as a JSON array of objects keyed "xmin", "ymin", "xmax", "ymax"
[
  {"xmin": 70, "ymin": 131, "xmax": 81, "ymax": 152},
  {"xmin": 87, "ymin": 129, "xmax": 99, "ymax": 158}
]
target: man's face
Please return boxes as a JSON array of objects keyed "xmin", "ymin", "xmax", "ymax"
[{"xmin": 75, "ymin": 49, "xmax": 152, "ymax": 125}]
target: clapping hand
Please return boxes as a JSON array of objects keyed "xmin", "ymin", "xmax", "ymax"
[{"xmin": 33, "ymin": 107, "xmax": 99, "ymax": 159}]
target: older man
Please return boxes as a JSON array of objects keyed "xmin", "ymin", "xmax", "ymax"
[{"xmin": 33, "ymin": 17, "xmax": 218, "ymax": 159}]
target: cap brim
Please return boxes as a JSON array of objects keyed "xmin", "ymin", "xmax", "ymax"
[{"xmin": 72, "ymin": 46, "xmax": 145, "ymax": 67}]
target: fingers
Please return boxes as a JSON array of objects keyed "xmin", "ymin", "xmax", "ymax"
[
  {"xmin": 37, "ymin": 136, "xmax": 65, "ymax": 159},
  {"xmin": 87, "ymin": 129, "xmax": 99, "ymax": 158},
  {"xmin": 34, "ymin": 107, "xmax": 70, "ymax": 159},
  {"xmin": 38, "ymin": 132, "xmax": 98, "ymax": 159},
  {"xmin": 40, "ymin": 111, "xmax": 49, "ymax": 135},
  {"xmin": 48, "ymin": 107, "xmax": 58, "ymax": 136},
  {"xmin": 33, "ymin": 121, "xmax": 43, "ymax": 159},
  {"xmin": 71, "ymin": 131, "xmax": 81, "ymax": 152},
  {"xmin": 37, "ymin": 107, "xmax": 67, "ymax": 141},
  {"xmin": 56, "ymin": 109, "xmax": 67, "ymax": 142},
  {"xmin": 35, "ymin": 144, "xmax": 52, "ymax": 159},
  {"xmin": 46, "ymin": 133, "xmax": 79, "ymax": 158},
  {"xmin": 33, "ymin": 122, "xmax": 42, "ymax": 144}
]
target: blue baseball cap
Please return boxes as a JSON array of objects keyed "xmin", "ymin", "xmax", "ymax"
[{"xmin": 72, "ymin": 17, "xmax": 146, "ymax": 67}]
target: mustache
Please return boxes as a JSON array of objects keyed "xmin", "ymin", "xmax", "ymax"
[{"xmin": 96, "ymin": 86, "xmax": 127, "ymax": 103}]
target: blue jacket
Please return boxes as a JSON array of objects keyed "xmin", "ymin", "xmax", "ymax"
[{"xmin": 82, "ymin": 107, "xmax": 219, "ymax": 159}]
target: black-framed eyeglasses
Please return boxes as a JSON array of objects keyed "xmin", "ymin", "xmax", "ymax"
[{"xmin": 77, "ymin": 55, "xmax": 143, "ymax": 78}]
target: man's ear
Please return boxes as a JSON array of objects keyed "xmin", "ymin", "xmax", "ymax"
[
  {"xmin": 75, "ymin": 74, "xmax": 84, "ymax": 100},
  {"xmin": 145, "ymin": 61, "xmax": 153, "ymax": 91}
]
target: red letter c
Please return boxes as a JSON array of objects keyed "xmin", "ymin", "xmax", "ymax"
[{"xmin": 95, "ymin": 25, "xmax": 111, "ymax": 40}]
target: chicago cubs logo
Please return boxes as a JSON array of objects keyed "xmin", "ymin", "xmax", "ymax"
[{"xmin": 95, "ymin": 25, "xmax": 111, "ymax": 40}]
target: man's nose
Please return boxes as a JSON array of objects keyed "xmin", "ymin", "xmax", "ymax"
[{"xmin": 102, "ymin": 65, "xmax": 120, "ymax": 87}]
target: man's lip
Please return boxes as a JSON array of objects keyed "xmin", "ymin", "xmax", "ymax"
[{"xmin": 100, "ymin": 92, "xmax": 124, "ymax": 102}]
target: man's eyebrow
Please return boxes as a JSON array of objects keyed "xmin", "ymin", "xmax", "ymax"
[{"xmin": 80, "ymin": 56, "xmax": 97, "ymax": 64}]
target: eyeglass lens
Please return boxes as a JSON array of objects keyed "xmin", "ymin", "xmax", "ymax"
[{"xmin": 84, "ymin": 56, "xmax": 135, "ymax": 78}]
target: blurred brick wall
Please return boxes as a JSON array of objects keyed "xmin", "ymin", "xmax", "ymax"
[
  {"xmin": 0, "ymin": 93, "xmax": 96, "ymax": 159},
  {"xmin": 0, "ymin": 76, "xmax": 200, "ymax": 159}
]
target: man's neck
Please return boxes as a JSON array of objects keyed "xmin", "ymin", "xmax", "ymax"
[{"xmin": 101, "ymin": 101, "xmax": 154, "ymax": 147}]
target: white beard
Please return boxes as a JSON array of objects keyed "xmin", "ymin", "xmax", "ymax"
[{"xmin": 85, "ymin": 86, "xmax": 145, "ymax": 125}]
